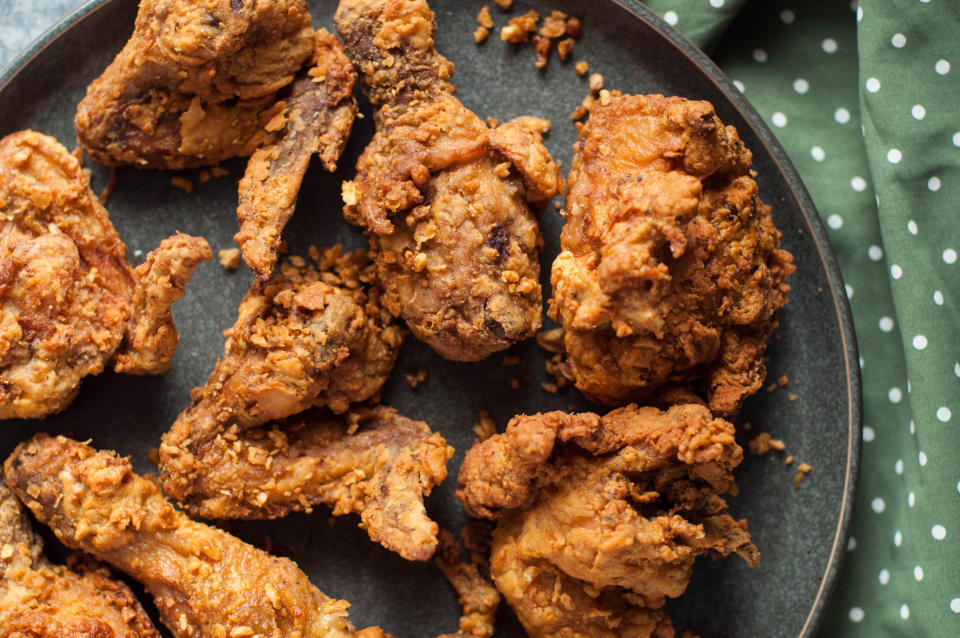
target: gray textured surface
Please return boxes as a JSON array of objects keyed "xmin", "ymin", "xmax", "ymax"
[
  {"xmin": 0, "ymin": 1, "xmax": 859, "ymax": 637},
  {"xmin": 0, "ymin": 0, "xmax": 86, "ymax": 70}
]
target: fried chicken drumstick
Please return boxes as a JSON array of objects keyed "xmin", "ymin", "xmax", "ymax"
[
  {"xmin": 5, "ymin": 434, "xmax": 389, "ymax": 638},
  {"xmin": 235, "ymin": 29, "xmax": 358, "ymax": 279},
  {"xmin": 160, "ymin": 248, "xmax": 453, "ymax": 561},
  {"xmin": 0, "ymin": 131, "xmax": 211, "ymax": 419},
  {"xmin": 0, "ymin": 478, "xmax": 160, "ymax": 637},
  {"xmin": 550, "ymin": 94, "xmax": 794, "ymax": 416},
  {"xmin": 335, "ymin": 0, "xmax": 563, "ymax": 361},
  {"xmin": 457, "ymin": 404, "xmax": 760, "ymax": 637},
  {"xmin": 75, "ymin": 0, "xmax": 316, "ymax": 169}
]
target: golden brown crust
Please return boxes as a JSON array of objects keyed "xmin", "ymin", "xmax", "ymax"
[
  {"xmin": 457, "ymin": 404, "xmax": 759, "ymax": 637},
  {"xmin": 434, "ymin": 528, "xmax": 500, "ymax": 638},
  {"xmin": 0, "ymin": 479, "xmax": 160, "ymax": 638},
  {"xmin": 549, "ymin": 94, "xmax": 794, "ymax": 416},
  {"xmin": 336, "ymin": 0, "xmax": 563, "ymax": 361},
  {"xmin": 5, "ymin": 434, "xmax": 388, "ymax": 638},
  {"xmin": 162, "ymin": 405, "xmax": 452, "ymax": 561},
  {"xmin": 235, "ymin": 30, "xmax": 359, "ymax": 279},
  {"xmin": 0, "ymin": 131, "xmax": 207, "ymax": 419},
  {"xmin": 75, "ymin": 0, "xmax": 316, "ymax": 169}
]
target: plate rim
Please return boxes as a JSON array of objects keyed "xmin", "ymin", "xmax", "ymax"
[{"xmin": 0, "ymin": 2, "xmax": 863, "ymax": 637}]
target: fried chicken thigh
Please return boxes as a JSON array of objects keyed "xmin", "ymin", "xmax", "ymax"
[
  {"xmin": 550, "ymin": 94, "xmax": 794, "ymax": 416},
  {"xmin": 5, "ymin": 434, "xmax": 389, "ymax": 638},
  {"xmin": 0, "ymin": 131, "xmax": 211, "ymax": 419},
  {"xmin": 160, "ymin": 249, "xmax": 453, "ymax": 560},
  {"xmin": 235, "ymin": 29, "xmax": 359, "ymax": 279},
  {"xmin": 457, "ymin": 404, "xmax": 760, "ymax": 637},
  {"xmin": 335, "ymin": 0, "xmax": 563, "ymax": 361},
  {"xmin": 0, "ymin": 478, "xmax": 160, "ymax": 637},
  {"xmin": 75, "ymin": 0, "xmax": 316, "ymax": 169}
]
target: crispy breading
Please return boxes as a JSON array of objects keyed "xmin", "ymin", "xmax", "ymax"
[
  {"xmin": 435, "ymin": 528, "xmax": 500, "ymax": 638},
  {"xmin": 0, "ymin": 479, "xmax": 160, "ymax": 637},
  {"xmin": 235, "ymin": 30, "xmax": 358, "ymax": 279},
  {"xmin": 457, "ymin": 404, "xmax": 759, "ymax": 637},
  {"xmin": 5, "ymin": 435, "xmax": 389, "ymax": 638},
  {"xmin": 0, "ymin": 131, "xmax": 209, "ymax": 419},
  {"xmin": 335, "ymin": 0, "xmax": 563, "ymax": 361},
  {"xmin": 549, "ymin": 94, "xmax": 794, "ymax": 416},
  {"xmin": 162, "ymin": 405, "xmax": 452, "ymax": 561},
  {"xmin": 75, "ymin": 0, "xmax": 316, "ymax": 169}
]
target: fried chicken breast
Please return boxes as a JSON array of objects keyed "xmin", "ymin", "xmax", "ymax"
[
  {"xmin": 457, "ymin": 404, "xmax": 760, "ymax": 637},
  {"xmin": 550, "ymin": 94, "xmax": 794, "ymax": 416},
  {"xmin": 235, "ymin": 29, "xmax": 358, "ymax": 279},
  {"xmin": 75, "ymin": 0, "xmax": 316, "ymax": 169},
  {"xmin": 335, "ymin": 0, "xmax": 563, "ymax": 361},
  {"xmin": 161, "ymin": 248, "xmax": 453, "ymax": 560},
  {"xmin": 5, "ymin": 434, "xmax": 389, "ymax": 638},
  {"xmin": 0, "ymin": 478, "xmax": 160, "ymax": 637},
  {"xmin": 0, "ymin": 131, "xmax": 210, "ymax": 419}
]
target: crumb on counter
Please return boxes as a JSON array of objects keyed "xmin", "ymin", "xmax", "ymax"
[
  {"xmin": 588, "ymin": 72, "xmax": 604, "ymax": 93},
  {"xmin": 474, "ymin": 26, "xmax": 490, "ymax": 43},
  {"xmin": 785, "ymin": 455, "xmax": 794, "ymax": 465},
  {"xmin": 557, "ymin": 37, "xmax": 575, "ymax": 61},
  {"xmin": 509, "ymin": 378, "xmax": 520, "ymax": 389},
  {"xmin": 539, "ymin": 10, "xmax": 568, "ymax": 38},
  {"xmin": 501, "ymin": 355, "xmax": 520, "ymax": 366},
  {"xmin": 748, "ymin": 432, "xmax": 786, "ymax": 454},
  {"xmin": 494, "ymin": 0, "xmax": 513, "ymax": 10},
  {"xmin": 541, "ymin": 382, "xmax": 558, "ymax": 394},
  {"xmin": 473, "ymin": 410, "xmax": 497, "ymax": 442},
  {"xmin": 170, "ymin": 176, "xmax": 194, "ymax": 193},
  {"xmin": 536, "ymin": 327, "xmax": 564, "ymax": 354},
  {"xmin": 566, "ymin": 16, "xmax": 582, "ymax": 38},
  {"xmin": 533, "ymin": 35, "xmax": 551, "ymax": 69},
  {"xmin": 788, "ymin": 393, "xmax": 797, "ymax": 402},
  {"xmin": 575, "ymin": 60, "xmax": 589, "ymax": 75},
  {"xmin": 99, "ymin": 166, "xmax": 118, "ymax": 204},
  {"xmin": 218, "ymin": 248, "xmax": 241, "ymax": 271},
  {"xmin": 477, "ymin": 5, "xmax": 494, "ymax": 28},
  {"xmin": 405, "ymin": 368, "xmax": 428, "ymax": 389},
  {"xmin": 793, "ymin": 462, "xmax": 812, "ymax": 488},
  {"xmin": 197, "ymin": 164, "xmax": 229, "ymax": 184},
  {"xmin": 778, "ymin": 375, "xmax": 789, "ymax": 386}
]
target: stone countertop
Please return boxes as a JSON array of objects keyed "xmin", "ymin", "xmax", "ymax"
[{"xmin": 0, "ymin": 0, "xmax": 88, "ymax": 72}]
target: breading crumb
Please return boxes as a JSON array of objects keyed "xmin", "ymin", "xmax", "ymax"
[
  {"xmin": 474, "ymin": 26, "xmax": 490, "ymax": 43},
  {"xmin": 785, "ymin": 455, "xmax": 794, "ymax": 465},
  {"xmin": 793, "ymin": 463, "xmax": 812, "ymax": 488},
  {"xmin": 777, "ymin": 375, "xmax": 789, "ymax": 387},
  {"xmin": 539, "ymin": 10, "xmax": 568, "ymax": 38},
  {"xmin": 557, "ymin": 37, "xmax": 576, "ymax": 61},
  {"xmin": 99, "ymin": 166, "xmax": 117, "ymax": 204},
  {"xmin": 170, "ymin": 176, "xmax": 194, "ymax": 193},
  {"xmin": 405, "ymin": 368, "xmax": 428, "ymax": 389},
  {"xmin": 501, "ymin": 355, "xmax": 520, "ymax": 366},
  {"xmin": 473, "ymin": 410, "xmax": 497, "ymax": 442},
  {"xmin": 532, "ymin": 35, "xmax": 551, "ymax": 69},
  {"xmin": 218, "ymin": 248, "xmax": 241, "ymax": 271},
  {"xmin": 477, "ymin": 5, "xmax": 494, "ymax": 28},
  {"xmin": 748, "ymin": 432, "xmax": 786, "ymax": 454},
  {"xmin": 566, "ymin": 16, "xmax": 582, "ymax": 38},
  {"xmin": 536, "ymin": 327, "xmax": 564, "ymax": 354},
  {"xmin": 509, "ymin": 378, "xmax": 520, "ymax": 389},
  {"xmin": 571, "ymin": 105, "xmax": 587, "ymax": 120},
  {"xmin": 575, "ymin": 60, "xmax": 589, "ymax": 75},
  {"xmin": 588, "ymin": 72, "xmax": 604, "ymax": 93},
  {"xmin": 501, "ymin": 10, "xmax": 539, "ymax": 43},
  {"xmin": 541, "ymin": 382, "xmax": 558, "ymax": 394},
  {"xmin": 788, "ymin": 393, "xmax": 797, "ymax": 402},
  {"xmin": 494, "ymin": 0, "xmax": 513, "ymax": 10},
  {"xmin": 485, "ymin": 116, "xmax": 500, "ymax": 127}
]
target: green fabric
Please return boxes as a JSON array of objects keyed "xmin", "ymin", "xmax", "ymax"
[{"xmin": 642, "ymin": 0, "xmax": 960, "ymax": 634}]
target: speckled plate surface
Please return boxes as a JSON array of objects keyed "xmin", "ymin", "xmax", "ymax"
[{"xmin": 0, "ymin": 1, "xmax": 860, "ymax": 636}]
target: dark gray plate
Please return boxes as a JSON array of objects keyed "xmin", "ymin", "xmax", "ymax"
[{"xmin": 0, "ymin": 1, "xmax": 860, "ymax": 636}]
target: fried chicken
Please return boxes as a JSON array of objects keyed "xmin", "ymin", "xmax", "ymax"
[
  {"xmin": 0, "ymin": 478, "xmax": 160, "ymax": 637},
  {"xmin": 549, "ymin": 94, "xmax": 794, "ymax": 416},
  {"xmin": 162, "ymin": 405, "xmax": 452, "ymax": 561},
  {"xmin": 160, "ymin": 249, "xmax": 452, "ymax": 560},
  {"xmin": 457, "ymin": 404, "xmax": 760, "ymax": 637},
  {"xmin": 235, "ymin": 29, "xmax": 359, "ymax": 279},
  {"xmin": 5, "ymin": 434, "xmax": 390, "ymax": 638},
  {"xmin": 75, "ymin": 0, "xmax": 316, "ymax": 169},
  {"xmin": 335, "ymin": 0, "xmax": 564, "ymax": 361},
  {"xmin": 435, "ymin": 528, "xmax": 500, "ymax": 638},
  {"xmin": 0, "ymin": 130, "xmax": 211, "ymax": 419}
]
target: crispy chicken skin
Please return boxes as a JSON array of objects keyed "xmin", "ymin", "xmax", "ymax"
[
  {"xmin": 0, "ymin": 131, "xmax": 210, "ymax": 419},
  {"xmin": 75, "ymin": 0, "xmax": 316, "ymax": 169},
  {"xmin": 162, "ymin": 405, "xmax": 452, "ymax": 561},
  {"xmin": 235, "ymin": 30, "xmax": 359, "ymax": 279},
  {"xmin": 457, "ymin": 404, "xmax": 760, "ymax": 637},
  {"xmin": 335, "ymin": 0, "xmax": 564, "ymax": 361},
  {"xmin": 5, "ymin": 435, "xmax": 389, "ymax": 638},
  {"xmin": 161, "ymin": 249, "xmax": 452, "ymax": 560},
  {"xmin": 550, "ymin": 94, "xmax": 794, "ymax": 416},
  {"xmin": 0, "ymin": 479, "xmax": 160, "ymax": 638}
]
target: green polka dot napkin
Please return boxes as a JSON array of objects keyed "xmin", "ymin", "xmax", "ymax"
[{"xmin": 643, "ymin": 0, "xmax": 960, "ymax": 634}]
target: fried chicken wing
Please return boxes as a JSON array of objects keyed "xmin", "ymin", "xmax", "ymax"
[
  {"xmin": 457, "ymin": 404, "xmax": 759, "ymax": 637},
  {"xmin": 75, "ymin": 0, "xmax": 316, "ymax": 169},
  {"xmin": 335, "ymin": 0, "xmax": 563, "ymax": 361},
  {"xmin": 435, "ymin": 528, "xmax": 500, "ymax": 638},
  {"xmin": 0, "ymin": 131, "xmax": 210, "ymax": 419},
  {"xmin": 5, "ymin": 434, "xmax": 389, "ymax": 638},
  {"xmin": 162, "ymin": 405, "xmax": 452, "ymax": 561},
  {"xmin": 235, "ymin": 30, "xmax": 359, "ymax": 279},
  {"xmin": 549, "ymin": 94, "xmax": 794, "ymax": 416},
  {"xmin": 160, "ymin": 249, "xmax": 451, "ymax": 560},
  {"xmin": 0, "ymin": 478, "xmax": 160, "ymax": 637}
]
